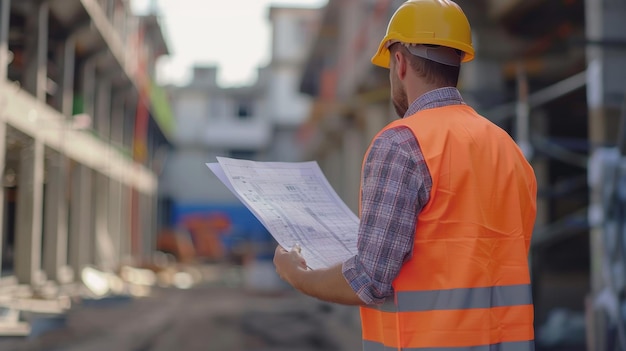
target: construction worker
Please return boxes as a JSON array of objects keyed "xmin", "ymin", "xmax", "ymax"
[{"xmin": 274, "ymin": 0, "xmax": 537, "ymax": 350}]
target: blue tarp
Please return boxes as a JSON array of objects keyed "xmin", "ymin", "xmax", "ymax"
[{"xmin": 171, "ymin": 203, "xmax": 274, "ymax": 256}]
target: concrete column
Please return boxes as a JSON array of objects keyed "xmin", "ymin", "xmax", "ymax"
[
  {"xmin": 130, "ymin": 188, "xmax": 140, "ymax": 258},
  {"xmin": 119, "ymin": 184, "xmax": 131, "ymax": 264},
  {"xmin": 55, "ymin": 35, "xmax": 76, "ymax": 118},
  {"xmin": 515, "ymin": 64, "xmax": 532, "ymax": 159},
  {"xmin": 94, "ymin": 173, "xmax": 116, "ymax": 270},
  {"xmin": 0, "ymin": 0, "xmax": 8, "ymax": 272},
  {"xmin": 324, "ymin": 139, "xmax": 344, "ymax": 200},
  {"xmin": 14, "ymin": 139, "xmax": 45, "ymax": 285},
  {"xmin": 0, "ymin": 0, "xmax": 10, "ymax": 80},
  {"xmin": 459, "ymin": 25, "xmax": 517, "ymax": 108},
  {"xmin": 42, "ymin": 151, "xmax": 69, "ymax": 282},
  {"xmin": 0, "ymin": 123, "xmax": 5, "ymax": 274},
  {"xmin": 95, "ymin": 77, "xmax": 111, "ymax": 140},
  {"xmin": 341, "ymin": 121, "xmax": 363, "ymax": 214},
  {"xmin": 107, "ymin": 179, "xmax": 122, "ymax": 265},
  {"xmin": 142, "ymin": 192, "xmax": 156, "ymax": 258},
  {"xmin": 110, "ymin": 89, "xmax": 126, "ymax": 146},
  {"xmin": 335, "ymin": 0, "xmax": 361, "ymax": 99},
  {"xmin": 68, "ymin": 164, "xmax": 93, "ymax": 274},
  {"xmin": 151, "ymin": 193, "xmax": 158, "ymax": 253},
  {"xmin": 80, "ymin": 60, "xmax": 96, "ymax": 121},
  {"xmin": 586, "ymin": 0, "xmax": 626, "ymax": 144},
  {"xmin": 528, "ymin": 109, "xmax": 549, "ymax": 318},
  {"xmin": 531, "ymin": 110, "xmax": 549, "ymax": 229},
  {"xmin": 105, "ymin": 0, "xmax": 115, "ymax": 20},
  {"xmin": 22, "ymin": 1, "xmax": 49, "ymax": 101},
  {"xmin": 88, "ymin": 172, "xmax": 98, "ymax": 266},
  {"xmin": 586, "ymin": 0, "xmax": 626, "ymax": 350},
  {"xmin": 363, "ymin": 104, "xmax": 389, "ymax": 146},
  {"xmin": 460, "ymin": 60, "xmax": 506, "ymax": 110},
  {"xmin": 123, "ymin": 91, "xmax": 137, "ymax": 151},
  {"xmin": 146, "ymin": 123, "xmax": 155, "ymax": 170}
]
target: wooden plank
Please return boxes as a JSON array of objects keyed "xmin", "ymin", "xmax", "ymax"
[{"xmin": 0, "ymin": 322, "xmax": 30, "ymax": 337}]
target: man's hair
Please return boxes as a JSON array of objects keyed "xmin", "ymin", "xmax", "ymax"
[{"xmin": 389, "ymin": 43, "xmax": 460, "ymax": 87}]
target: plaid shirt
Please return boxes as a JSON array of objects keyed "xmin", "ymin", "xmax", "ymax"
[{"xmin": 342, "ymin": 87, "xmax": 466, "ymax": 305}]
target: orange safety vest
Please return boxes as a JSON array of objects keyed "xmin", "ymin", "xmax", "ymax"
[{"xmin": 359, "ymin": 104, "xmax": 537, "ymax": 351}]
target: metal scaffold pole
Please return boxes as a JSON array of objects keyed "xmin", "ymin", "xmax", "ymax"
[{"xmin": 585, "ymin": 0, "xmax": 626, "ymax": 348}]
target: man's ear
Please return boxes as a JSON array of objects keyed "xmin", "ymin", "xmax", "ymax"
[{"xmin": 394, "ymin": 50, "xmax": 407, "ymax": 80}]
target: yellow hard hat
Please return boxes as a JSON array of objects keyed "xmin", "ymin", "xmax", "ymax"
[{"xmin": 371, "ymin": 0, "xmax": 475, "ymax": 68}]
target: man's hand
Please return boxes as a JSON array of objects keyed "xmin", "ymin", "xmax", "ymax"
[
  {"xmin": 273, "ymin": 245, "xmax": 307, "ymax": 289},
  {"xmin": 273, "ymin": 245, "xmax": 364, "ymax": 305}
]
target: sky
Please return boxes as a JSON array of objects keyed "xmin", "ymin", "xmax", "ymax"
[{"xmin": 132, "ymin": 0, "xmax": 328, "ymax": 87}]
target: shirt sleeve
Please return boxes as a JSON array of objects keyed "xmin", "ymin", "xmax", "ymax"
[{"xmin": 342, "ymin": 127, "xmax": 432, "ymax": 305}]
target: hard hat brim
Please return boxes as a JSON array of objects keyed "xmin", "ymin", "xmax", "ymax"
[{"xmin": 371, "ymin": 34, "xmax": 476, "ymax": 69}]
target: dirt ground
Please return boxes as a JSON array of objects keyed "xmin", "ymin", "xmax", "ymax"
[{"xmin": 0, "ymin": 280, "xmax": 363, "ymax": 351}]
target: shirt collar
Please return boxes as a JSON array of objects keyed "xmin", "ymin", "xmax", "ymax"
[{"xmin": 403, "ymin": 87, "xmax": 465, "ymax": 118}]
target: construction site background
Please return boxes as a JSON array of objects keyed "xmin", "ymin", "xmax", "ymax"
[{"xmin": 0, "ymin": 0, "xmax": 625, "ymax": 350}]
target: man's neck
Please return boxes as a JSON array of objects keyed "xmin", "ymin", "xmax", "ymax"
[{"xmin": 407, "ymin": 84, "xmax": 449, "ymax": 106}]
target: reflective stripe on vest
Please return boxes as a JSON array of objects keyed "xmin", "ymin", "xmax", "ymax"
[
  {"xmin": 368, "ymin": 284, "xmax": 532, "ymax": 313},
  {"xmin": 363, "ymin": 340, "xmax": 535, "ymax": 351}
]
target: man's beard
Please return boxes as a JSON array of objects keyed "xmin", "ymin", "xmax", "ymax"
[{"xmin": 392, "ymin": 83, "xmax": 408, "ymax": 118}]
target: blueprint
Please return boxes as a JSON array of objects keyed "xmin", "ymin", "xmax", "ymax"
[{"xmin": 207, "ymin": 157, "xmax": 359, "ymax": 269}]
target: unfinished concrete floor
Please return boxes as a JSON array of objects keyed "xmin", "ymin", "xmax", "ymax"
[{"xmin": 0, "ymin": 282, "xmax": 363, "ymax": 351}]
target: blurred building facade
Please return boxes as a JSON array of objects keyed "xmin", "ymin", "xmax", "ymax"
[
  {"xmin": 161, "ymin": 6, "xmax": 321, "ymax": 256},
  {"xmin": 298, "ymin": 0, "xmax": 625, "ymax": 350},
  {"xmin": 0, "ymin": 0, "xmax": 172, "ymax": 293},
  {"xmin": 265, "ymin": 6, "xmax": 322, "ymax": 162}
]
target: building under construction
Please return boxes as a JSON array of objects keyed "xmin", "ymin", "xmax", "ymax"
[
  {"xmin": 2, "ymin": 0, "xmax": 625, "ymax": 348},
  {"xmin": 0, "ymin": 0, "xmax": 171, "ymax": 301},
  {"xmin": 299, "ymin": 0, "xmax": 625, "ymax": 350}
]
